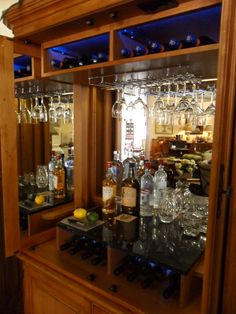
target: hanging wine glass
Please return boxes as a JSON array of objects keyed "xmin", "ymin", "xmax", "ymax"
[
  {"xmin": 150, "ymin": 85, "xmax": 165, "ymax": 118},
  {"xmin": 32, "ymin": 96, "xmax": 41, "ymax": 123},
  {"xmin": 20, "ymin": 98, "xmax": 32, "ymax": 124},
  {"xmin": 48, "ymin": 96, "xmax": 57, "ymax": 123},
  {"xmin": 112, "ymin": 89, "xmax": 126, "ymax": 119},
  {"xmin": 63, "ymin": 95, "xmax": 73, "ymax": 124},
  {"xmin": 132, "ymin": 87, "xmax": 148, "ymax": 117},
  {"xmin": 204, "ymin": 88, "xmax": 216, "ymax": 116},
  {"xmin": 39, "ymin": 97, "xmax": 48, "ymax": 122},
  {"xmin": 55, "ymin": 94, "xmax": 64, "ymax": 120}
]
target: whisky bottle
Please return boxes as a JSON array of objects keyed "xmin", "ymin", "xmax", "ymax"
[
  {"xmin": 102, "ymin": 161, "xmax": 117, "ymax": 227},
  {"xmin": 53, "ymin": 155, "xmax": 66, "ymax": 199},
  {"xmin": 121, "ymin": 162, "xmax": 140, "ymax": 216}
]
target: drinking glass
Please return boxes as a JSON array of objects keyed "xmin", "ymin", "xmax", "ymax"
[
  {"xmin": 158, "ymin": 188, "xmax": 179, "ymax": 223},
  {"xmin": 48, "ymin": 96, "xmax": 57, "ymax": 123},
  {"xmin": 35, "ymin": 165, "xmax": 48, "ymax": 189}
]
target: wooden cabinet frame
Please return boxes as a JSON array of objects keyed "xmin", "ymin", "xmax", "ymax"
[{"xmin": 1, "ymin": 0, "xmax": 236, "ymax": 313}]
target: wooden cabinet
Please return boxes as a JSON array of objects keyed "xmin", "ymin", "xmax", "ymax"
[{"xmin": 1, "ymin": 0, "xmax": 236, "ymax": 314}]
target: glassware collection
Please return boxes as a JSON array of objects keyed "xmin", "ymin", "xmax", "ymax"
[
  {"xmin": 89, "ymin": 71, "xmax": 216, "ymax": 127},
  {"xmin": 15, "ymin": 86, "xmax": 74, "ymax": 125},
  {"xmin": 101, "ymin": 149, "xmax": 208, "ymax": 239},
  {"xmin": 19, "ymin": 148, "xmax": 74, "ymax": 203}
]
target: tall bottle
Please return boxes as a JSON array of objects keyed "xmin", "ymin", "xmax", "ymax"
[
  {"xmin": 64, "ymin": 148, "xmax": 74, "ymax": 196},
  {"xmin": 102, "ymin": 161, "xmax": 117, "ymax": 228},
  {"xmin": 121, "ymin": 162, "xmax": 140, "ymax": 216},
  {"xmin": 123, "ymin": 149, "xmax": 137, "ymax": 179},
  {"xmin": 140, "ymin": 162, "xmax": 154, "ymax": 217},
  {"xmin": 53, "ymin": 155, "xmax": 66, "ymax": 199},
  {"xmin": 112, "ymin": 151, "xmax": 123, "ymax": 197},
  {"xmin": 48, "ymin": 151, "xmax": 56, "ymax": 192},
  {"xmin": 153, "ymin": 162, "xmax": 167, "ymax": 211}
]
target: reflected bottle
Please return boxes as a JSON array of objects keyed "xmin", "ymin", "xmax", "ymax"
[
  {"xmin": 64, "ymin": 148, "xmax": 74, "ymax": 196},
  {"xmin": 121, "ymin": 162, "xmax": 140, "ymax": 216},
  {"xmin": 48, "ymin": 150, "xmax": 56, "ymax": 192},
  {"xmin": 53, "ymin": 155, "xmax": 66, "ymax": 199},
  {"xmin": 102, "ymin": 161, "xmax": 117, "ymax": 228}
]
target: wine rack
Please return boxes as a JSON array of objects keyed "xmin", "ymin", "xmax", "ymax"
[
  {"xmin": 56, "ymin": 217, "xmax": 204, "ymax": 307},
  {"xmin": 14, "ymin": 54, "xmax": 41, "ymax": 82},
  {"xmin": 115, "ymin": 4, "xmax": 221, "ymax": 60},
  {"xmin": 43, "ymin": 33, "xmax": 110, "ymax": 74}
]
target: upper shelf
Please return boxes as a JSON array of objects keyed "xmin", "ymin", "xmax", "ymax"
[{"xmin": 41, "ymin": 3, "xmax": 221, "ymax": 81}]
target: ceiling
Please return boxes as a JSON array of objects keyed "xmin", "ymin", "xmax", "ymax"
[{"xmin": 0, "ymin": 0, "xmax": 19, "ymax": 37}]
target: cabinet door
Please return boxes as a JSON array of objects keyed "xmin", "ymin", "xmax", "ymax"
[
  {"xmin": 0, "ymin": 36, "xmax": 20, "ymax": 257},
  {"xmin": 23, "ymin": 262, "xmax": 91, "ymax": 314}
]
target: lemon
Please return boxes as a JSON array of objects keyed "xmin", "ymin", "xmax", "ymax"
[
  {"xmin": 73, "ymin": 208, "xmax": 87, "ymax": 221},
  {"xmin": 34, "ymin": 195, "xmax": 45, "ymax": 205}
]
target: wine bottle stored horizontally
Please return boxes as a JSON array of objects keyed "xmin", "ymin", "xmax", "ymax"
[
  {"xmin": 14, "ymin": 65, "xmax": 32, "ymax": 78},
  {"xmin": 184, "ymin": 34, "xmax": 216, "ymax": 47}
]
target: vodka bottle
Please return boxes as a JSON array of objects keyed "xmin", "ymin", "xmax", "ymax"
[
  {"xmin": 140, "ymin": 162, "xmax": 154, "ymax": 217},
  {"xmin": 153, "ymin": 163, "xmax": 167, "ymax": 212}
]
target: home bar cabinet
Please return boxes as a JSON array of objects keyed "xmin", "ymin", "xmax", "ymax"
[{"xmin": 0, "ymin": 0, "xmax": 236, "ymax": 313}]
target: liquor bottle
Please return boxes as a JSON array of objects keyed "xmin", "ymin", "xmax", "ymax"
[
  {"xmin": 184, "ymin": 34, "xmax": 216, "ymax": 47},
  {"xmin": 148, "ymin": 41, "xmax": 165, "ymax": 53},
  {"xmin": 112, "ymin": 151, "xmax": 123, "ymax": 197},
  {"xmin": 153, "ymin": 162, "xmax": 167, "ymax": 210},
  {"xmin": 53, "ymin": 155, "xmax": 66, "ymax": 199},
  {"xmin": 167, "ymin": 38, "xmax": 186, "ymax": 50},
  {"xmin": 134, "ymin": 44, "xmax": 149, "ymax": 56},
  {"xmin": 140, "ymin": 162, "xmax": 154, "ymax": 217},
  {"xmin": 48, "ymin": 151, "xmax": 56, "ymax": 192},
  {"xmin": 97, "ymin": 52, "xmax": 108, "ymax": 62},
  {"xmin": 64, "ymin": 148, "xmax": 74, "ymax": 195},
  {"xmin": 120, "ymin": 48, "xmax": 134, "ymax": 58},
  {"xmin": 102, "ymin": 161, "xmax": 117, "ymax": 227},
  {"xmin": 123, "ymin": 149, "xmax": 137, "ymax": 179},
  {"xmin": 14, "ymin": 65, "xmax": 31, "ymax": 78},
  {"xmin": 121, "ymin": 162, "xmax": 140, "ymax": 216},
  {"xmin": 77, "ymin": 54, "xmax": 92, "ymax": 66}
]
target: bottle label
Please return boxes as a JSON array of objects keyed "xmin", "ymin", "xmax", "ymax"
[
  {"xmin": 103, "ymin": 186, "xmax": 116, "ymax": 202},
  {"xmin": 53, "ymin": 173, "xmax": 65, "ymax": 190},
  {"xmin": 140, "ymin": 188, "xmax": 154, "ymax": 206},
  {"xmin": 122, "ymin": 187, "xmax": 136, "ymax": 207}
]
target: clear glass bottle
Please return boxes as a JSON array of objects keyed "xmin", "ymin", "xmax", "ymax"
[
  {"xmin": 140, "ymin": 162, "xmax": 154, "ymax": 217},
  {"xmin": 64, "ymin": 148, "xmax": 74, "ymax": 194},
  {"xmin": 102, "ymin": 161, "xmax": 117, "ymax": 228},
  {"xmin": 53, "ymin": 155, "xmax": 65, "ymax": 199},
  {"xmin": 153, "ymin": 162, "xmax": 167, "ymax": 214},
  {"xmin": 121, "ymin": 162, "xmax": 140, "ymax": 216},
  {"xmin": 48, "ymin": 151, "xmax": 56, "ymax": 192}
]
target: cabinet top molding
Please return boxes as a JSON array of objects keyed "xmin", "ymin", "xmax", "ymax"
[
  {"xmin": 3, "ymin": 0, "xmax": 134, "ymax": 38},
  {"xmin": 3, "ymin": 0, "xmax": 220, "ymax": 39}
]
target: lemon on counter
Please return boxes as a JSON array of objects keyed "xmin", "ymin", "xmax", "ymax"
[
  {"xmin": 73, "ymin": 208, "xmax": 87, "ymax": 221},
  {"xmin": 34, "ymin": 195, "xmax": 45, "ymax": 205}
]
